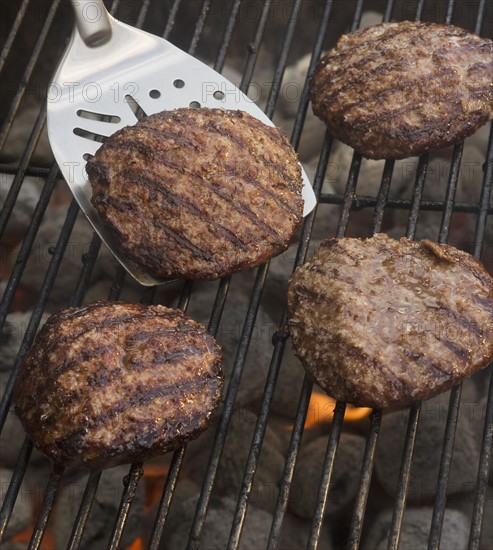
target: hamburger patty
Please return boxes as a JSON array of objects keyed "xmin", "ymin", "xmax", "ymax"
[
  {"xmin": 13, "ymin": 301, "xmax": 223, "ymax": 469},
  {"xmin": 310, "ymin": 21, "xmax": 493, "ymax": 159},
  {"xmin": 86, "ymin": 108, "xmax": 304, "ymax": 280},
  {"xmin": 287, "ymin": 234, "xmax": 493, "ymax": 408}
]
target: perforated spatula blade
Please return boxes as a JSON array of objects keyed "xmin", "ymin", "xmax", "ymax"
[{"xmin": 47, "ymin": 0, "xmax": 317, "ymax": 286}]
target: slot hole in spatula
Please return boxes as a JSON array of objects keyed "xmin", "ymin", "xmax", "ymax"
[
  {"xmin": 77, "ymin": 110, "xmax": 121, "ymax": 123},
  {"xmin": 73, "ymin": 127, "xmax": 107, "ymax": 143},
  {"xmin": 125, "ymin": 95, "xmax": 147, "ymax": 120}
]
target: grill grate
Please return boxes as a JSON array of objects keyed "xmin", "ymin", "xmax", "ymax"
[{"xmin": 1, "ymin": 1, "xmax": 492, "ymax": 549}]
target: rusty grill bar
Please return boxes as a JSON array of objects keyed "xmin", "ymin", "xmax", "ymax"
[{"xmin": 0, "ymin": 0, "xmax": 492, "ymax": 549}]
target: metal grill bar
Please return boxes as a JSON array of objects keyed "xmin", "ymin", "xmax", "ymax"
[
  {"xmin": 386, "ymin": 403, "xmax": 421, "ymax": 550},
  {"xmin": 187, "ymin": 0, "xmax": 302, "ymax": 544},
  {"xmin": 0, "ymin": 0, "xmax": 30, "ymax": 74},
  {"xmin": 264, "ymin": 0, "xmax": 305, "ymax": 118},
  {"xmin": 372, "ymin": 159, "xmax": 395, "ymax": 231},
  {"xmin": 0, "ymin": 105, "xmax": 48, "ymax": 237},
  {"xmin": 0, "ymin": 162, "xmax": 58, "ymax": 353},
  {"xmin": 18, "ymin": 199, "xmax": 81, "ymax": 547},
  {"xmin": 69, "ymin": 234, "xmax": 103, "ymax": 308},
  {"xmin": 445, "ymin": 0, "xmax": 457, "ymax": 24},
  {"xmin": 468, "ymin": 121, "xmax": 493, "ymax": 549},
  {"xmin": 162, "ymin": 0, "xmax": 182, "ymax": 39},
  {"xmin": 384, "ymin": 7, "xmax": 468, "ymax": 540},
  {"xmin": 0, "ymin": 0, "xmax": 61, "ymax": 148},
  {"xmin": 147, "ymin": 446, "xmax": 186, "ymax": 550},
  {"xmin": 473, "ymin": 123, "xmax": 493, "ymax": 258},
  {"xmin": 415, "ymin": 0, "xmax": 426, "ymax": 21},
  {"xmin": 268, "ymin": 376, "xmax": 313, "ymax": 550},
  {"xmin": 306, "ymin": 400, "xmax": 346, "ymax": 549},
  {"xmin": 28, "ymin": 467, "xmax": 65, "ymax": 550},
  {"xmin": 469, "ymin": 369, "xmax": 493, "ymax": 550},
  {"xmin": 475, "ymin": 0, "xmax": 488, "ymax": 34},
  {"xmin": 213, "ymin": 0, "xmax": 242, "ymax": 73},
  {"xmin": 406, "ymin": 153, "xmax": 429, "ymax": 239},
  {"xmin": 438, "ymin": 144, "xmax": 463, "ymax": 241},
  {"xmin": 189, "ymin": 263, "xmax": 270, "ymax": 548},
  {"xmin": 188, "ymin": 0, "xmax": 211, "ymax": 55},
  {"xmin": 135, "ymin": 0, "xmax": 152, "ymax": 29},
  {"xmin": 66, "ymin": 471, "xmax": 103, "ymax": 550},
  {"xmin": 108, "ymin": 464, "xmax": 144, "ymax": 550},
  {"xmin": 347, "ymin": 410, "xmax": 383, "ymax": 550},
  {"xmin": 318, "ymin": 196, "xmax": 493, "ymax": 215},
  {"xmin": 239, "ymin": 0, "xmax": 273, "ymax": 94},
  {"xmin": 133, "ymin": 1, "xmax": 252, "ymax": 544},
  {"xmin": 290, "ymin": 0, "xmax": 336, "ymax": 151},
  {"xmin": 0, "ymin": 438, "xmax": 33, "ymax": 539},
  {"xmin": 428, "ymin": 385, "xmax": 462, "ymax": 549},
  {"xmin": 0, "ymin": 194, "xmax": 80, "ymax": 431}
]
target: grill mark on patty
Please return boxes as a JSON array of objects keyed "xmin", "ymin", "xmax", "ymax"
[
  {"xmin": 120, "ymin": 169, "xmax": 249, "ymax": 250},
  {"xmin": 433, "ymin": 307, "xmax": 483, "ymax": 340},
  {"xmin": 433, "ymin": 41, "xmax": 493, "ymax": 57},
  {"xmin": 211, "ymin": 116, "xmax": 301, "ymax": 182},
  {"xmin": 40, "ymin": 312, "xmax": 147, "ymax": 354},
  {"xmin": 317, "ymin": 64, "xmax": 451, "ymax": 115},
  {"xmin": 109, "ymin": 122, "xmax": 301, "ymax": 216},
  {"xmin": 140, "ymin": 118, "xmax": 293, "ymax": 186},
  {"xmin": 442, "ymin": 340, "xmax": 470, "ymax": 361},
  {"xmin": 100, "ymin": 193, "xmax": 215, "ymax": 261},
  {"xmin": 345, "ymin": 102, "xmax": 455, "ymax": 134},
  {"xmin": 132, "ymin": 124, "xmax": 200, "ymax": 151},
  {"xmin": 239, "ymin": 173, "xmax": 300, "ymax": 215},
  {"xmin": 146, "ymin": 174, "xmax": 287, "ymax": 245},
  {"xmin": 111, "ymin": 111, "xmax": 301, "ymax": 197},
  {"xmin": 41, "ymin": 318, "xmax": 200, "ymax": 364},
  {"xmin": 53, "ymin": 375, "xmax": 216, "ymax": 446},
  {"xmin": 54, "ymin": 349, "xmax": 207, "ymax": 410},
  {"xmin": 87, "ymin": 408, "xmax": 213, "ymax": 463},
  {"xmin": 200, "ymin": 121, "xmax": 299, "ymax": 191},
  {"xmin": 315, "ymin": 23, "xmax": 431, "ymax": 72},
  {"xmin": 290, "ymin": 282, "xmax": 333, "ymax": 306},
  {"xmin": 32, "ymin": 334, "xmax": 210, "ymax": 403},
  {"xmin": 100, "ymin": 152, "xmax": 290, "ymax": 246},
  {"xmin": 89, "ymin": 374, "xmax": 216, "ymax": 426},
  {"xmin": 117, "ymin": 140, "xmax": 299, "ymax": 218},
  {"xmin": 30, "ymin": 346, "xmax": 219, "ymax": 429},
  {"xmin": 55, "ymin": 427, "xmax": 89, "ymax": 456},
  {"xmin": 313, "ymin": 48, "xmax": 410, "ymax": 87}
]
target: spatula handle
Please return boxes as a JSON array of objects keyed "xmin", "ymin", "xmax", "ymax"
[{"xmin": 70, "ymin": 0, "xmax": 112, "ymax": 47}]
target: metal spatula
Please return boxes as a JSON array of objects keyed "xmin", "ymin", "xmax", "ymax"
[{"xmin": 47, "ymin": 0, "xmax": 317, "ymax": 286}]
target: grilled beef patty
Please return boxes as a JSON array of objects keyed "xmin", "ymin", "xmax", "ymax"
[
  {"xmin": 13, "ymin": 301, "xmax": 223, "ymax": 469},
  {"xmin": 287, "ymin": 234, "xmax": 493, "ymax": 408},
  {"xmin": 310, "ymin": 21, "xmax": 493, "ymax": 159},
  {"xmin": 86, "ymin": 108, "xmax": 303, "ymax": 280}
]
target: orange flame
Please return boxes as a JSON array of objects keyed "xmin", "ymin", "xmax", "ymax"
[
  {"xmin": 143, "ymin": 462, "xmax": 170, "ymax": 513},
  {"xmin": 304, "ymin": 391, "xmax": 372, "ymax": 428},
  {"xmin": 127, "ymin": 538, "xmax": 144, "ymax": 550}
]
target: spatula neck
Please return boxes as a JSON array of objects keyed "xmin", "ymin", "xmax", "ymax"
[{"xmin": 70, "ymin": 0, "xmax": 112, "ymax": 47}]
